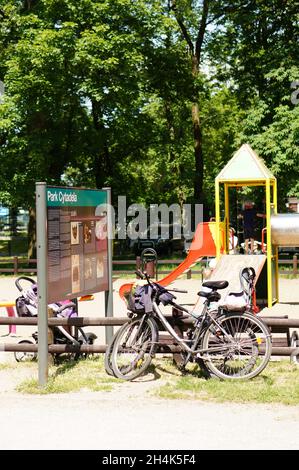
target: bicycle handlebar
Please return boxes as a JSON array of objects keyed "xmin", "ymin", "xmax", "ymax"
[
  {"xmin": 135, "ymin": 269, "xmax": 145, "ymax": 279},
  {"xmin": 168, "ymin": 288, "xmax": 188, "ymax": 294},
  {"xmin": 135, "ymin": 269, "xmax": 188, "ymax": 295}
]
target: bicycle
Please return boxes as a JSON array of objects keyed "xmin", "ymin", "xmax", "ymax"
[{"xmin": 108, "ymin": 270, "xmax": 272, "ymax": 381}]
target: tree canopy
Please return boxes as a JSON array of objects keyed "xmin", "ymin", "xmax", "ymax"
[{"xmin": 0, "ymin": 0, "xmax": 298, "ymax": 218}]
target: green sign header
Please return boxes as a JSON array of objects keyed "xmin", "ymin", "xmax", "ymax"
[{"xmin": 46, "ymin": 186, "xmax": 107, "ymax": 207}]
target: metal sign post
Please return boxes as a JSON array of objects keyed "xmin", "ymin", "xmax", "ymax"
[
  {"xmin": 36, "ymin": 182, "xmax": 49, "ymax": 387},
  {"xmin": 104, "ymin": 187, "xmax": 114, "ymax": 344}
]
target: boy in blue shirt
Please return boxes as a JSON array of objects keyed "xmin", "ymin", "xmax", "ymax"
[{"xmin": 239, "ymin": 201, "xmax": 265, "ymax": 254}]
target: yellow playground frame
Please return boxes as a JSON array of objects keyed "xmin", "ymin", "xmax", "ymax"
[{"xmin": 214, "ymin": 144, "xmax": 279, "ymax": 307}]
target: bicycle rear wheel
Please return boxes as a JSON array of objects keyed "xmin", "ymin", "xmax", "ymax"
[
  {"xmin": 111, "ymin": 316, "xmax": 158, "ymax": 380},
  {"xmin": 201, "ymin": 312, "xmax": 272, "ymax": 380}
]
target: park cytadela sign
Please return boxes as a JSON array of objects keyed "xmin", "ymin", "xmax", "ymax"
[
  {"xmin": 46, "ymin": 187, "xmax": 106, "ymax": 207},
  {"xmin": 47, "ymin": 189, "xmax": 78, "ymax": 205}
]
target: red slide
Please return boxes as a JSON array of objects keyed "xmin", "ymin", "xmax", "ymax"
[{"xmin": 119, "ymin": 222, "xmax": 219, "ymax": 300}]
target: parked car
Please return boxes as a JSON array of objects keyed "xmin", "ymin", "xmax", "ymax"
[{"xmin": 131, "ymin": 223, "xmax": 178, "ymax": 256}]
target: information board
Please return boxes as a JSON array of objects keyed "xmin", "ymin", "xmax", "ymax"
[{"xmin": 46, "ymin": 186, "xmax": 109, "ymax": 303}]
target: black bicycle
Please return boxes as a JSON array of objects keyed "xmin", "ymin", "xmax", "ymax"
[{"xmin": 107, "ymin": 270, "xmax": 272, "ymax": 381}]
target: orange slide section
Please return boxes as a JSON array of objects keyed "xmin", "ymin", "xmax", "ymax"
[{"xmin": 119, "ymin": 222, "xmax": 219, "ymax": 300}]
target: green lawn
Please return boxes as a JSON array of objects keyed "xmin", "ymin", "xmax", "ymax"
[
  {"xmin": 153, "ymin": 359, "xmax": 299, "ymax": 406},
  {"xmin": 13, "ymin": 355, "xmax": 299, "ymax": 405},
  {"xmin": 17, "ymin": 356, "xmax": 121, "ymax": 394}
]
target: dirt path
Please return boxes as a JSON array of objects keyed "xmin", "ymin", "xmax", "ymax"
[
  {"xmin": 1, "ymin": 388, "xmax": 299, "ymax": 450},
  {"xmin": 0, "ymin": 364, "xmax": 298, "ymax": 450},
  {"xmin": 1, "ymin": 277, "xmax": 299, "ymax": 450}
]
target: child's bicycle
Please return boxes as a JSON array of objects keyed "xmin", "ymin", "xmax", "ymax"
[{"xmin": 106, "ymin": 269, "xmax": 272, "ymax": 381}]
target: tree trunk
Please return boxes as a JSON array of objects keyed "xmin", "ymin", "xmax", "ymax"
[
  {"xmin": 91, "ymin": 100, "xmax": 111, "ymax": 189},
  {"xmin": 9, "ymin": 206, "xmax": 18, "ymax": 237},
  {"xmin": 192, "ymin": 101, "xmax": 204, "ymax": 203},
  {"xmin": 191, "ymin": 52, "xmax": 204, "ymax": 203},
  {"xmin": 27, "ymin": 206, "xmax": 36, "ymax": 259},
  {"xmin": 171, "ymin": 0, "xmax": 209, "ymax": 204}
]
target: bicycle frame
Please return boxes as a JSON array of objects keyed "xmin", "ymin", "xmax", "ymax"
[{"xmin": 150, "ymin": 300, "xmax": 240, "ymax": 356}]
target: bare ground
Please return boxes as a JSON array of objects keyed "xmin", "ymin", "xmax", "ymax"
[{"xmin": 0, "ymin": 276, "xmax": 298, "ymax": 449}]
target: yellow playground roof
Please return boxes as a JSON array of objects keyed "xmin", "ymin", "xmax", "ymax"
[{"xmin": 216, "ymin": 143, "xmax": 276, "ymax": 183}]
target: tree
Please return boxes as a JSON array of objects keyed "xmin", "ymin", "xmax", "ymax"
[
  {"xmin": 168, "ymin": 0, "xmax": 210, "ymax": 203},
  {"xmin": 208, "ymin": 0, "xmax": 299, "ymax": 203},
  {"xmin": 0, "ymin": 0, "xmax": 172, "ymax": 253}
]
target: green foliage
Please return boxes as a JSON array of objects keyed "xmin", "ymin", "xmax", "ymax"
[
  {"xmin": 202, "ymin": 87, "xmax": 244, "ymax": 206},
  {"xmin": 0, "ymin": 0, "xmax": 298, "ymax": 216},
  {"xmin": 238, "ymin": 100, "xmax": 299, "ymax": 205}
]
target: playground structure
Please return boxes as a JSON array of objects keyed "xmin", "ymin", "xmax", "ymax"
[
  {"xmin": 118, "ymin": 144, "xmax": 299, "ymax": 310},
  {"xmin": 118, "ymin": 144, "xmax": 299, "ymax": 326},
  {"xmin": 214, "ymin": 143, "xmax": 299, "ymax": 308},
  {"xmin": 213, "ymin": 143, "xmax": 277, "ymax": 307}
]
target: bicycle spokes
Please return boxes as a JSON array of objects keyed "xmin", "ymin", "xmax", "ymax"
[{"xmin": 202, "ymin": 313, "xmax": 271, "ymax": 379}]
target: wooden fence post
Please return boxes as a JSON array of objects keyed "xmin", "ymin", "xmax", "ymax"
[
  {"xmin": 13, "ymin": 256, "xmax": 18, "ymax": 275},
  {"xmin": 293, "ymin": 255, "xmax": 298, "ymax": 275}
]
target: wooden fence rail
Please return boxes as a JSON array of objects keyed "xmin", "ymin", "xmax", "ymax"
[
  {"xmin": 0, "ymin": 315, "xmax": 298, "ymax": 357},
  {"xmin": 0, "ymin": 255, "xmax": 297, "ymax": 277},
  {"xmin": 0, "ymin": 257, "xmax": 203, "ymax": 278}
]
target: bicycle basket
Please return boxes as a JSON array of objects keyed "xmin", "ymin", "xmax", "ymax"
[{"xmin": 126, "ymin": 284, "xmax": 153, "ymax": 316}]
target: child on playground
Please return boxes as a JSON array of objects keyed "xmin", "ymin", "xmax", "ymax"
[{"xmin": 238, "ymin": 200, "xmax": 265, "ymax": 254}]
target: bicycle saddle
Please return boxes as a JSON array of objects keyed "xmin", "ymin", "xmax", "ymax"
[{"xmin": 202, "ymin": 280, "xmax": 229, "ymax": 290}]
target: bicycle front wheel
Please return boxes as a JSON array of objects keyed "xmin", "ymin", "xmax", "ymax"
[
  {"xmin": 201, "ymin": 312, "xmax": 272, "ymax": 380},
  {"xmin": 111, "ymin": 316, "xmax": 158, "ymax": 381},
  {"xmin": 104, "ymin": 323, "xmax": 128, "ymax": 376}
]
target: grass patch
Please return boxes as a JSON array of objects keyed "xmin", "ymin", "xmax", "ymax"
[
  {"xmin": 279, "ymin": 272, "xmax": 299, "ymax": 280},
  {"xmin": 0, "ymin": 362, "xmax": 16, "ymax": 371},
  {"xmin": 153, "ymin": 360, "xmax": 299, "ymax": 406},
  {"xmin": 17, "ymin": 356, "xmax": 121, "ymax": 394}
]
